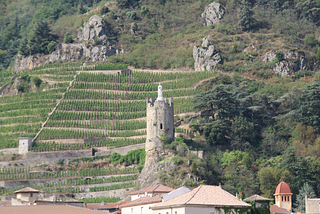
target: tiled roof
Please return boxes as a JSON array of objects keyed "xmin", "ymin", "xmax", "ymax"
[
  {"xmin": 244, "ymin": 194, "xmax": 272, "ymax": 201},
  {"xmin": 121, "ymin": 195, "xmax": 162, "ymax": 208},
  {"xmin": 151, "ymin": 185, "xmax": 251, "ymax": 209},
  {"xmin": 14, "ymin": 187, "xmax": 40, "ymax": 194},
  {"xmin": 275, "ymin": 182, "xmax": 292, "ymax": 194},
  {"xmin": 270, "ymin": 205, "xmax": 291, "ymax": 213},
  {"xmin": 0, "ymin": 205, "xmax": 103, "ymax": 214},
  {"xmin": 129, "ymin": 184, "xmax": 174, "ymax": 195},
  {"xmin": 86, "ymin": 201, "xmax": 129, "ymax": 210}
]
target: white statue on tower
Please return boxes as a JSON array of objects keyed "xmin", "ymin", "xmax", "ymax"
[{"xmin": 156, "ymin": 83, "xmax": 164, "ymax": 101}]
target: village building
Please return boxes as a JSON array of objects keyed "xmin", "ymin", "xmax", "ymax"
[
  {"xmin": 305, "ymin": 195, "xmax": 320, "ymax": 214},
  {"xmin": 0, "ymin": 204, "xmax": 104, "ymax": 214},
  {"xmin": 270, "ymin": 181, "xmax": 292, "ymax": 214},
  {"xmin": 129, "ymin": 184, "xmax": 175, "ymax": 201},
  {"xmin": 243, "ymin": 194, "xmax": 272, "ymax": 208},
  {"xmin": 11, "ymin": 187, "xmax": 40, "ymax": 205},
  {"xmin": 150, "ymin": 185, "xmax": 251, "ymax": 214}
]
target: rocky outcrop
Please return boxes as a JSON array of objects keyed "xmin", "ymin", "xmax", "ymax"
[
  {"xmin": 13, "ymin": 43, "xmax": 119, "ymax": 71},
  {"xmin": 193, "ymin": 38, "xmax": 221, "ymax": 71},
  {"xmin": 13, "ymin": 15, "xmax": 123, "ymax": 71},
  {"xmin": 201, "ymin": 2, "xmax": 225, "ymax": 26},
  {"xmin": 139, "ymin": 149, "xmax": 174, "ymax": 188},
  {"xmin": 263, "ymin": 50, "xmax": 307, "ymax": 76},
  {"xmin": 77, "ymin": 15, "xmax": 109, "ymax": 43}
]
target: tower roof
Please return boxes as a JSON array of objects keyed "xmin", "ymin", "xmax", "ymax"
[{"xmin": 275, "ymin": 181, "xmax": 291, "ymax": 194}]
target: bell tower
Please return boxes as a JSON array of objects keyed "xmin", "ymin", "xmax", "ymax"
[
  {"xmin": 145, "ymin": 83, "xmax": 174, "ymax": 151},
  {"xmin": 274, "ymin": 181, "xmax": 292, "ymax": 212}
]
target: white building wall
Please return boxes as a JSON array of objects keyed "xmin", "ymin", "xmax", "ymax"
[
  {"xmin": 151, "ymin": 207, "xmax": 185, "ymax": 214},
  {"xmin": 152, "ymin": 206, "xmax": 250, "ymax": 214},
  {"xmin": 131, "ymin": 193, "xmax": 154, "ymax": 201},
  {"xmin": 122, "ymin": 202, "xmax": 159, "ymax": 214}
]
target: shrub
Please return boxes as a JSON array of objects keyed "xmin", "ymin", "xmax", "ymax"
[
  {"xmin": 47, "ymin": 41, "xmax": 57, "ymax": 54},
  {"xmin": 100, "ymin": 6, "xmax": 109, "ymax": 15},
  {"xmin": 137, "ymin": 165, "xmax": 143, "ymax": 173},
  {"xmin": 63, "ymin": 32, "xmax": 73, "ymax": 44},
  {"xmin": 141, "ymin": 6, "xmax": 148, "ymax": 14},
  {"xmin": 304, "ymin": 34, "xmax": 318, "ymax": 47},
  {"xmin": 275, "ymin": 52, "xmax": 284, "ymax": 62},
  {"xmin": 243, "ymin": 53, "xmax": 250, "ymax": 60},
  {"xmin": 126, "ymin": 11, "xmax": 137, "ymax": 20}
]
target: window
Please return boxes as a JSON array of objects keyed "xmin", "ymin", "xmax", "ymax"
[
  {"xmin": 30, "ymin": 193, "xmax": 33, "ymax": 197},
  {"xmin": 282, "ymin": 196, "xmax": 283, "ymax": 201},
  {"xmin": 166, "ymin": 212, "xmax": 169, "ymax": 214},
  {"xmin": 175, "ymin": 212, "xmax": 178, "ymax": 214},
  {"xmin": 131, "ymin": 208, "xmax": 134, "ymax": 214},
  {"xmin": 160, "ymin": 123, "xmax": 163, "ymax": 129},
  {"xmin": 141, "ymin": 207, "xmax": 144, "ymax": 214}
]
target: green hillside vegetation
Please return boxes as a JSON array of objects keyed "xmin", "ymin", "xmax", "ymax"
[
  {"xmin": 0, "ymin": 149, "xmax": 143, "ymax": 196},
  {"xmin": 1, "ymin": 0, "xmax": 320, "ymax": 210}
]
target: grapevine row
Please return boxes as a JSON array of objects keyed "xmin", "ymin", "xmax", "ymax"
[
  {"xmin": 37, "ymin": 128, "xmax": 146, "ymax": 140},
  {"xmin": 45, "ymin": 120, "xmax": 146, "ymax": 130},
  {"xmin": 89, "ymin": 181, "xmax": 136, "ymax": 192},
  {"xmin": 50, "ymin": 111, "xmax": 146, "ymax": 120},
  {"xmin": 58, "ymin": 100, "xmax": 145, "ymax": 112},
  {"xmin": 31, "ymin": 138, "xmax": 145, "ymax": 152},
  {"xmin": 65, "ymin": 88, "xmax": 202, "ymax": 100},
  {"xmin": 0, "ymin": 167, "xmax": 137, "ymax": 181}
]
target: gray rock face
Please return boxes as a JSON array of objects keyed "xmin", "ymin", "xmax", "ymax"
[
  {"xmin": 13, "ymin": 15, "xmax": 123, "ymax": 71},
  {"xmin": 193, "ymin": 38, "xmax": 221, "ymax": 71},
  {"xmin": 13, "ymin": 43, "xmax": 118, "ymax": 71},
  {"xmin": 201, "ymin": 2, "xmax": 225, "ymax": 26},
  {"xmin": 263, "ymin": 50, "xmax": 307, "ymax": 76},
  {"xmin": 78, "ymin": 15, "xmax": 108, "ymax": 43}
]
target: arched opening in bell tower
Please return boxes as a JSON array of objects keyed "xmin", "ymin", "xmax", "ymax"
[{"xmin": 160, "ymin": 123, "xmax": 163, "ymax": 129}]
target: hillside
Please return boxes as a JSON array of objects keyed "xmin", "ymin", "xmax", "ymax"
[{"xmin": 0, "ymin": 0, "xmax": 320, "ymax": 211}]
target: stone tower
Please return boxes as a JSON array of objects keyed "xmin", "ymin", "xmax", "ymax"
[{"xmin": 146, "ymin": 83, "xmax": 174, "ymax": 152}]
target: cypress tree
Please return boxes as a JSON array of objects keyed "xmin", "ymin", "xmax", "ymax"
[{"xmin": 238, "ymin": 0, "xmax": 255, "ymax": 31}]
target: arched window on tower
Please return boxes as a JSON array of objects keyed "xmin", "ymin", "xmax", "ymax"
[
  {"xmin": 160, "ymin": 123, "xmax": 163, "ymax": 129},
  {"xmin": 282, "ymin": 196, "xmax": 284, "ymax": 201}
]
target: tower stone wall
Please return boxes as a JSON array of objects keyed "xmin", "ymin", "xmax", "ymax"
[{"xmin": 146, "ymin": 97, "xmax": 174, "ymax": 151}]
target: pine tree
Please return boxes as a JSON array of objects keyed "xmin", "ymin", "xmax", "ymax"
[
  {"xmin": 294, "ymin": 183, "xmax": 316, "ymax": 212},
  {"xmin": 238, "ymin": 0, "xmax": 255, "ymax": 31}
]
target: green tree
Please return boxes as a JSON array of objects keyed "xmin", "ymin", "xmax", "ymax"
[
  {"xmin": 316, "ymin": 48, "xmax": 320, "ymax": 62},
  {"xmin": 295, "ymin": 80, "xmax": 320, "ymax": 131},
  {"xmin": 238, "ymin": 0, "xmax": 255, "ymax": 31},
  {"xmin": 258, "ymin": 167, "xmax": 291, "ymax": 198},
  {"xmin": 304, "ymin": 34, "xmax": 318, "ymax": 47},
  {"xmin": 231, "ymin": 116, "xmax": 258, "ymax": 150},
  {"xmin": 19, "ymin": 38, "xmax": 29, "ymax": 57},
  {"xmin": 28, "ymin": 20, "xmax": 57, "ymax": 55},
  {"xmin": 31, "ymin": 76, "xmax": 42, "ymax": 91},
  {"xmin": 294, "ymin": 183, "xmax": 316, "ymax": 212}
]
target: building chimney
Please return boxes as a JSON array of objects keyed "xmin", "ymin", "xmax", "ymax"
[{"xmin": 218, "ymin": 183, "xmax": 222, "ymax": 189}]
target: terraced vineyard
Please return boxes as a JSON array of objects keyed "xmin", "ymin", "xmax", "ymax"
[
  {"xmin": 0, "ymin": 63, "xmax": 80, "ymax": 149},
  {"xmin": 34, "ymin": 68, "xmax": 215, "ymax": 151},
  {"xmin": 0, "ymin": 62, "xmax": 217, "ymax": 151}
]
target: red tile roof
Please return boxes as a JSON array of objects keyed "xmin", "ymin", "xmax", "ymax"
[
  {"xmin": 275, "ymin": 182, "xmax": 291, "ymax": 194},
  {"xmin": 14, "ymin": 187, "xmax": 40, "ymax": 194},
  {"xmin": 270, "ymin": 205, "xmax": 291, "ymax": 213},
  {"xmin": 0, "ymin": 205, "xmax": 103, "ymax": 214},
  {"xmin": 151, "ymin": 185, "xmax": 251, "ymax": 209},
  {"xmin": 129, "ymin": 184, "xmax": 174, "ymax": 195},
  {"xmin": 121, "ymin": 195, "xmax": 162, "ymax": 208},
  {"xmin": 244, "ymin": 194, "xmax": 272, "ymax": 201}
]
